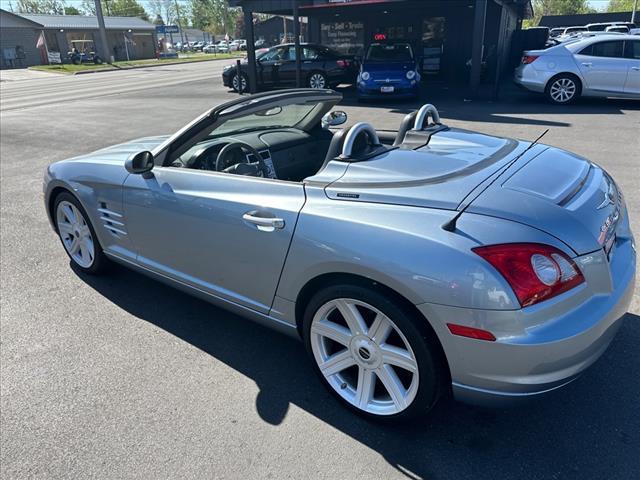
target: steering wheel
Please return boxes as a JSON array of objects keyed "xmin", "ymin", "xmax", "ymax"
[{"xmin": 215, "ymin": 141, "xmax": 269, "ymax": 177}]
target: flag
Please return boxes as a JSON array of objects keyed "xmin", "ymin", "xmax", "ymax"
[{"xmin": 36, "ymin": 31, "xmax": 49, "ymax": 64}]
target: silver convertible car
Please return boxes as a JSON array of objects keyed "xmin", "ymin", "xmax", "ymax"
[{"xmin": 44, "ymin": 89, "xmax": 636, "ymax": 421}]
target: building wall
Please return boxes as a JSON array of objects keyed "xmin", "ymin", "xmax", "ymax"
[{"xmin": 0, "ymin": 26, "xmax": 42, "ymax": 68}]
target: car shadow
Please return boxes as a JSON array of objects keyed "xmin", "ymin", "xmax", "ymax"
[
  {"xmin": 334, "ymin": 81, "xmax": 640, "ymax": 128},
  {"xmin": 73, "ymin": 263, "xmax": 640, "ymax": 479}
]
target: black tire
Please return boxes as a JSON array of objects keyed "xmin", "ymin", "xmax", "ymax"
[
  {"xmin": 230, "ymin": 72, "xmax": 248, "ymax": 93},
  {"xmin": 72, "ymin": 58, "xmax": 80, "ymax": 65},
  {"xmin": 545, "ymin": 73, "xmax": 581, "ymax": 105},
  {"xmin": 308, "ymin": 71, "xmax": 328, "ymax": 89},
  {"xmin": 94, "ymin": 56, "xmax": 103, "ymax": 65},
  {"xmin": 53, "ymin": 191, "xmax": 109, "ymax": 275},
  {"xmin": 302, "ymin": 283, "xmax": 444, "ymax": 421}
]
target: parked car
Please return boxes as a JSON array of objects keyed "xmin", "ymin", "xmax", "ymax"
[
  {"xmin": 202, "ymin": 43, "xmax": 218, "ymax": 54},
  {"xmin": 587, "ymin": 22, "xmax": 636, "ymax": 32},
  {"xmin": 515, "ymin": 34, "xmax": 640, "ymax": 103},
  {"xmin": 549, "ymin": 27, "xmax": 566, "ymax": 38},
  {"xmin": 606, "ymin": 25, "xmax": 630, "ymax": 34},
  {"xmin": 192, "ymin": 41, "xmax": 205, "ymax": 51},
  {"xmin": 44, "ymin": 89, "xmax": 635, "ymax": 421},
  {"xmin": 215, "ymin": 41, "xmax": 230, "ymax": 53},
  {"xmin": 222, "ymin": 43, "xmax": 358, "ymax": 92},
  {"xmin": 357, "ymin": 41, "xmax": 421, "ymax": 100},
  {"xmin": 255, "ymin": 38, "xmax": 269, "ymax": 49},
  {"xmin": 229, "ymin": 39, "xmax": 246, "ymax": 51}
]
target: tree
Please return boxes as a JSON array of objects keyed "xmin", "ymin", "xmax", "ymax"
[
  {"xmin": 152, "ymin": 14, "xmax": 165, "ymax": 26},
  {"xmin": 607, "ymin": 0, "xmax": 637, "ymax": 12},
  {"xmin": 65, "ymin": 5, "xmax": 81, "ymax": 14},
  {"xmin": 527, "ymin": 0, "xmax": 595, "ymax": 26},
  {"xmin": 82, "ymin": 0, "xmax": 150, "ymax": 20},
  {"xmin": 16, "ymin": 0, "xmax": 66, "ymax": 14},
  {"xmin": 189, "ymin": 0, "xmax": 241, "ymax": 35}
]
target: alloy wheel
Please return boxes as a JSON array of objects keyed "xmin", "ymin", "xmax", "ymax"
[
  {"xmin": 232, "ymin": 74, "xmax": 247, "ymax": 91},
  {"xmin": 549, "ymin": 78, "xmax": 576, "ymax": 103},
  {"xmin": 310, "ymin": 298, "xmax": 419, "ymax": 415},
  {"xmin": 309, "ymin": 73, "xmax": 326, "ymax": 89},
  {"xmin": 56, "ymin": 200, "xmax": 95, "ymax": 268}
]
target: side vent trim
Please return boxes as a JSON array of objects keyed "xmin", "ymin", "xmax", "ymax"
[{"xmin": 98, "ymin": 203, "xmax": 128, "ymax": 238}]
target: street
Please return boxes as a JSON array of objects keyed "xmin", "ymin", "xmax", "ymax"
[{"xmin": 1, "ymin": 60, "xmax": 639, "ymax": 479}]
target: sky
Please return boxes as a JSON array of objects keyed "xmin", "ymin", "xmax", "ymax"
[{"xmin": 0, "ymin": 0, "xmax": 619, "ymax": 14}]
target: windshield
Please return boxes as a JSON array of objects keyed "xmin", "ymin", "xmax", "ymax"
[
  {"xmin": 366, "ymin": 43, "xmax": 413, "ymax": 62},
  {"xmin": 213, "ymin": 102, "xmax": 321, "ymax": 135}
]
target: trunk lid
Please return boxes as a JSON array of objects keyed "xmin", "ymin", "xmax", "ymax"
[
  {"xmin": 325, "ymin": 129, "xmax": 622, "ymax": 255},
  {"xmin": 468, "ymin": 146, "xmax": 623, "ymax": 255}
]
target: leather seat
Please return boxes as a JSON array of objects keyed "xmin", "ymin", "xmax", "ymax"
[
  {"xmin": 321, "ymin": 125, "xmax": 353, "ymax": 169},
  {"xmin": 393, "ymin": 110, "xmax": 418, "ymax": 146}
]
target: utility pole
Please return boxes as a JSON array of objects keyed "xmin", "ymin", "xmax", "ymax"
[
  {"xmin": 632, "ymin": 0, "xmax": 638, "ymax": 24},
  {"xmin": 94, "ymin": 0, "xmax": 112, "ymax": 63}
]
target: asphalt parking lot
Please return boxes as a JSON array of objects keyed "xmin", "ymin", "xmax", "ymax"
[{"xmin": 1, "ymin": 60, "xmax": 639, "ymax": 479}]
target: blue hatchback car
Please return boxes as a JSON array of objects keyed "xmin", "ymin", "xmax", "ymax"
[{"xmin": 357, "ymin": 42, "xmax": 421, "ymax": 100}]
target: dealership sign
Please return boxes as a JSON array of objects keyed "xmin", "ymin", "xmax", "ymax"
[{"xmin": 155, "ymin": 25, "xmax": 179, "ymax": 34}]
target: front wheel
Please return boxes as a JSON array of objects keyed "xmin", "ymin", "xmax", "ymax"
[
  {"xmin": 546, "ymin": 74, "xmax": 581, "ymax": 104},
  {"xmin": 231, "ymin": 72, "xmax": 248, "ymax": 93},
  {"xmin": 54, "ymin": 192, "xmax": 108, "ymax": 274},
  {"xmin": 303, "ymin": 284, "xmax": 443, "ymax": 421},
  {"xmin": 94, "ymin": 56, "xmax": 103, "ymax": 65}
]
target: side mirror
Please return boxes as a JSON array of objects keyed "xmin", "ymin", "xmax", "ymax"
[
  {"xmin": 125, "ymin": 151, "xmax": 154, "ymax": 174},
  {"xmin": 321, "ymin": 110, "xmax": 348, "ymax": 130}
]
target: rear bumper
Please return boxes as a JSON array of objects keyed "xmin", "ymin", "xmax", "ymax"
[
  {"xmin": 514, "ymin": 64, "xmax": 552, "ymax": 93},
  {"xmin": 418, "ymin": 237, "xmax": 636, "ymax": 407}
]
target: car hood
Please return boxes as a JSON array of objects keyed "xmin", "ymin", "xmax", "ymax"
[
  {"xmin": 325, "ymin": 129, "xmax": 620, "ymax": 254},
  {"xmin": 66, "ymin": 135, "xmax": 170, "ymax": 164}
]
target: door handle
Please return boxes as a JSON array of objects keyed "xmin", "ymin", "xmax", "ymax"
[
  {"xmin": 632, "ymin": 66, "xmax": 640, "ymax": 71},
  {"xmin": 242, "ymin": 212, "xmax": 285, "ymax": 231},
  {"xmin": 581, "ymin": 62, "xmax": 593, "ymax": 67}
]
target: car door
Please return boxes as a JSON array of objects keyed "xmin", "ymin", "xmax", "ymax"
[
  {"xmin": 273, "ymin": 46, "xmax": 298, "ymax": 86},
  {"xmin": 256, "ymin": 46, "xmax": 288, "ymax": 87},
  {"xmin": 623, "ymin": 39, "xmax": 640, "ymax": 94},
  {"xmin": 575, "ymin": 40, "xmax": 627, "ymax": 93},
  {"xmin": 122, "ymin": 168, "xmax": 306, "ymax": 314}
]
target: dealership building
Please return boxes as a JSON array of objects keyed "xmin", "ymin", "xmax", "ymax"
[{"xmin": 230, "ymin": 0, "xmax": 532, "ymax": 94}]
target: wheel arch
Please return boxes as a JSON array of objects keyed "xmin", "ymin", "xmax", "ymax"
[
  {"xmin": 545, "ymin": 71, "xmax": 583, "ymax": 95},
  {"xmin": 293, "ymin": 271, "xmax": 452, "ymax": 385},
  {"xmin": 47, "ymin": 184, "xmax": 75, "ymax": 232}
]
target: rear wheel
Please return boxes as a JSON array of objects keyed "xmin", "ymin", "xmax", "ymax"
[
  {"xmin": 54, "ymin": 192, "xmax": 108, "ymax": 274},
  {"xmin": 308, "ymin": 71, "xmax": 328, "ymax": 89},
  {"xmin": 302, "ymin": 284, "xmax": 443, "ymax": 421},
  {"xmin": 546, "ymin": 74, "xmax": 581, "ymax": 104}
]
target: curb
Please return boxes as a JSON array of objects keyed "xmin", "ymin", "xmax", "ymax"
[{"xmin": 72, "ymin": 56, "xmax": 240, "ymax": 75}]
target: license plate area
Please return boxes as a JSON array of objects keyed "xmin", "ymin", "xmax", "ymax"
[{"xmin": 380, "ymin": 85, "xmax": 394, "ymax": 93}]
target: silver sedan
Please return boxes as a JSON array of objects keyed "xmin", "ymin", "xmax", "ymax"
[
  {"xmin": 515, "ymin": 34, "xmax": 640, "ymax": 103},
  {"xmin": 44, "ymin": 90, "xmax": 636, "ymax": 421}
]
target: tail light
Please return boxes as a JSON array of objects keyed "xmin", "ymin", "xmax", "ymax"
[
  {"xmin": 336, "ymin": 59, "xmax": 351, "ymax": 68},
  {"xmin": 521, "ymin": 55, "xmax": 539, "ymax": 65},
  {"xmin": 473, "ymin": 243, "xmax": 584, "ymax": 307}
]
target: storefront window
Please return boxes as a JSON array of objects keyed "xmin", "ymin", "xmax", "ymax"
[
  {"xmin": 320, "ymin": 21, "xmax": 364, "ymax": 55},
  {"xmin": 421, "ymin": 17, "xmax": 445, "ymax": 76}
]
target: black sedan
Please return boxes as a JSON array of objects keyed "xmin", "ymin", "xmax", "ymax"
[{"xmin": 222, "ymin": 43, "xmax": 358, "ymax": 92}]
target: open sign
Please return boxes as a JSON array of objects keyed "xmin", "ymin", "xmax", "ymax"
[{"xmin": 373, "ymin": 33, "xmax": 387, "ymax": 41}]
